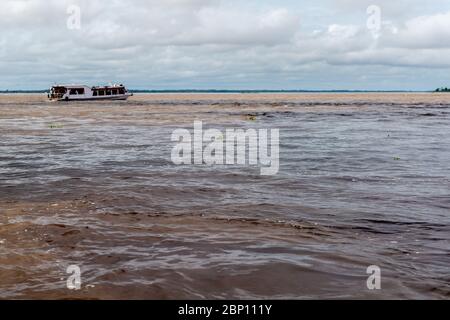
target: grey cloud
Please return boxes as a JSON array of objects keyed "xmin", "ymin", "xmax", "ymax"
[{"xmin": 1, "ymin": 0, "xmax": 450, "ymax": 90}]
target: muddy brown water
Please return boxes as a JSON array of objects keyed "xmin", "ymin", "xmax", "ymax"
[{"xmin": 0, "ymin": 93, "xmax": 449, "ymax": 299}]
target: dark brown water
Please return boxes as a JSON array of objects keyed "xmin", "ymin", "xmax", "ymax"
[{"xmin": 0, "ymin": 93, "xmax": 449, "ymax": 299}]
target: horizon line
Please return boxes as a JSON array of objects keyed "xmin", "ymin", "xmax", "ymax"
[{"xmin": 0, "ymin": 89, "xmax": 436, "ymax": 93}]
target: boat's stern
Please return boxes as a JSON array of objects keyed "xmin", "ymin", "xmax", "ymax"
[{"xmin": 48, "ymin": 86, "xmax": 68, "ymax": 101}]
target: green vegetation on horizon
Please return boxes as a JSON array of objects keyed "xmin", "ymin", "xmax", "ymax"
[{"xmin": 435, "ymin": 87, "xmax": 450, "ymax": 92}]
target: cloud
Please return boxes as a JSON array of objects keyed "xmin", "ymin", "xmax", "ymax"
[
  {"xmin": 1, "ymin": 0, "xmax": 450, "ymax": 90},
  {"xmin": 386, "ymin": 12, "xmax": 450, "ymax": 49}
]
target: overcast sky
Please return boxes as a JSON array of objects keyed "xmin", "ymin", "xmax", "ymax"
[{"xmin": 1, "ymin": 0, "xmax": 450, "ymax": 90}]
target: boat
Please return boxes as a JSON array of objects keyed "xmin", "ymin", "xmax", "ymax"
[{"xmin": 48, "ymin": 84, "xmax": 133, "ymax": 101}]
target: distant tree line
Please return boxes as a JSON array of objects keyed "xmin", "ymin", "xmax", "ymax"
[{"xmin": 435, "ymin": 87, "xmax": 450, "ymax": 92}]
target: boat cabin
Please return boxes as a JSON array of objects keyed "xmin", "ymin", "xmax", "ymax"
[{"xmin": 48, "ymin": 84, "xmax": 132, "ymax": 101}]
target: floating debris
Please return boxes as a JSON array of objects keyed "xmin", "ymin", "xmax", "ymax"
[{"xmin": 48, "ymin": 123, "xmax": 64, "ymax": 129}]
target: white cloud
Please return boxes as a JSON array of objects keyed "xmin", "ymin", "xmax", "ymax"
[
  {"xmin": 1, "ymin": 0, "xmax": 450, "ymax": 90},
  {"xmin": 386, "ymin": 12, "xmax": 450, "ymax": 49}
]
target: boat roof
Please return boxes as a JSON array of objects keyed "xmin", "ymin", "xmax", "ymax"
[
  {"xmin": 52, "ymin": 84, "xmax": 125, "ymax": 89},
  {"xmin": 92, "ymin": 85, "xmax": 125, "ymax": 89},
  {"xmin": 52, "ymin": 84, "xmax": 90, "ymax": 89}
]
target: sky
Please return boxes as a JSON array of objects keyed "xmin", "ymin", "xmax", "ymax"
[{"xmin": 1, "ymin": 0, "xmax": 450, "ymax": 90}]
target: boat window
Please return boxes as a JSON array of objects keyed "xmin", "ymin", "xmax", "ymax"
[
  {"xmin": 99, "ymin": 90, "xmax": 105, "ymax": 96},
  {"xmin": 69, "ymin": 88, "xmax": 85, "ymax": 95},
  {"xmin": 93, "ymin": 91, "xmax": 98, "ymax": 96},
  {"xmin": 119, "ymin": 88, "xmax": 125, "ymax": 94},
  {"xmin": 106, "ymin": 90, "xmax": 112, "ymax": 95},
  {"xmin": 53, "ymin": 87, "xmax": 67, "ymax": 94},
  {"xmin": 112, "ymin": 89, "xmax": 118, "ymax": 95}
]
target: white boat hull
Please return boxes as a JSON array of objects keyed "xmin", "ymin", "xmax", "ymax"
[
  {"xmin": 48, "ymin": 84, "xmax": 133, "ymax": 102},
  {"xmin": 53, "ymin": 94, "xmax": 133, "ymax": 102}
]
